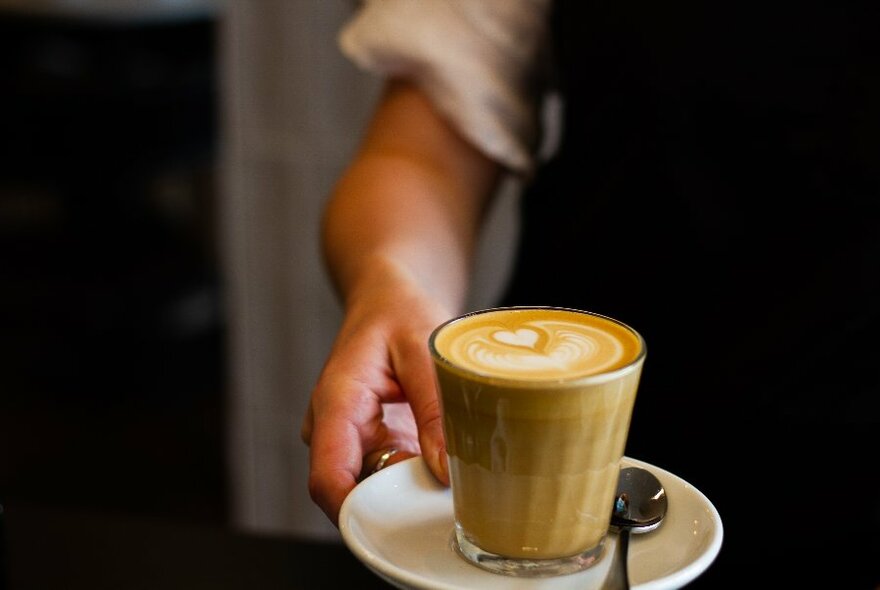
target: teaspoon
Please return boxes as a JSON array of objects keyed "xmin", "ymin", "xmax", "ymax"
[{"xmin": 601, "ymin": 466, "xmax": 668, "ymax": 590}]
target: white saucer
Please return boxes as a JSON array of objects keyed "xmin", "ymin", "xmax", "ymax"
[{"xmin": 339, "ymin": 456, "xmax": 723, "ymax": 590}]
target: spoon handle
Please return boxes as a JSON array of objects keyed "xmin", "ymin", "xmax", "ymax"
[{"xmin": 601, "ymin": 529, "xmax": 631, "ymax": 590}]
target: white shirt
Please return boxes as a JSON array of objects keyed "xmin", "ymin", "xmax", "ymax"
[{"xmin": 339, "ymin": 0, "xmax": 553, "ymax": 174}]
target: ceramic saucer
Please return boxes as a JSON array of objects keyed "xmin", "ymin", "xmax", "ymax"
[{"xmin": 339, "ymin": 456, "xmax": 723, "ymax": 589}]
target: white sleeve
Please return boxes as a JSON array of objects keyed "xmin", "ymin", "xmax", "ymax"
[{"xmin": 339, "ymin": 0, "xmax": 552, "ymax": 174}]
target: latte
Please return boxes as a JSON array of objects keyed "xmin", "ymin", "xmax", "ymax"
[{"xmin": 430, "ymin": 307, "xmax": 645, "ymax": 575}]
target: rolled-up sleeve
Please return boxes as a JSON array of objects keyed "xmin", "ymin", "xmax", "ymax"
[{"xmin": 339, "ymin": 0, "xmax": 551, "ymax": 175}]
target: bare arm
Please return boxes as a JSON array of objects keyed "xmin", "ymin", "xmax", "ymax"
[{"xmin": 302, "ymin": 79, "xmax": 501, "ymax": 525}]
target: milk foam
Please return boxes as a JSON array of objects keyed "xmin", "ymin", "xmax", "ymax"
[{"xmin": 433, "ymin": 309, "xmax": 641, "ymax": 381}]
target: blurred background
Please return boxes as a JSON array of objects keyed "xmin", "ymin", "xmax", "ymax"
[
  {"xmin": 0, "ymin": 0, "xmax": 518, "ymax": 587},
  {"xmin": 1, "ymin": 0, "xmax": 226, "ymax": 530}
]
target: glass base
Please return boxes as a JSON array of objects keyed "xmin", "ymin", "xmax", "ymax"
[{"xmin": 451, "ymin": 526, "xmax": 606, "ymax": 578}]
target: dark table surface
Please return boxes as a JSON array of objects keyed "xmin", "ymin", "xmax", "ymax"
[{"xmin": 2, "ymin": 501, "xmax": 393, "ymax": 590}]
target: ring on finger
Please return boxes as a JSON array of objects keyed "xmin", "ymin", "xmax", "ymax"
[{"xmin": 371, "ymin": 448, "xmax": 399, "ymax": 474}]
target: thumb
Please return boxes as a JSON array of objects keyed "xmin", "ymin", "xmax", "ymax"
[{"xmin": 391, "ymin": 335, "xmax": 449, "ymax": 486}]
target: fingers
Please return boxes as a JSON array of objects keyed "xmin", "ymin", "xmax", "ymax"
[
  {"xmin": 306, "ymin": 353, "xmax": 415, "ymax": 524},
  {"xmin": 307, "ymin": 399, "xmax": 420, "ymax": 524},
  {"xmin": 304, "ymin": 295, "xmax": 452, "ymax": 526},
  {"xmin": 306, "ymin": 396, "xmax": 365, "ymax": 526}
]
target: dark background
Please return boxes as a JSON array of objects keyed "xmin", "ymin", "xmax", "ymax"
[
  {"xmin": 0, "ymin": 10, "xmax": 232, "ymax": 589},
  {"xmin": 0, "ymin": 10, "xmax": 226, "ymax": 526},
  {"xmin": 0, "ymin": 10, "xmax": 392, "ymax": 589}
]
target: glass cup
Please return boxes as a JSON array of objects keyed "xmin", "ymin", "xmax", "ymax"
[{"xmin": 429, "ymin": 306, "xmax": 646, "ymax": 577}]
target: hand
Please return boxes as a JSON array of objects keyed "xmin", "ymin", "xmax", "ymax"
[{"xmin": 301, "ymin": 278, "xmax": 452, "ymax": 526}]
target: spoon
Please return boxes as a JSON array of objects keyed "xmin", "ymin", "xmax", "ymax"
[{"xmin": 601, "ymin": 467, "xmax": 669, "ymax": 590}]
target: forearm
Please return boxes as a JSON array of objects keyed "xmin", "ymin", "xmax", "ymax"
[
  {"xmin": 322, "ymin": 80, "xmax": 501, "ymax": 314},
  {"xmin": 306, "ymin": 81, "xmax": 497, "ymax": 519}
]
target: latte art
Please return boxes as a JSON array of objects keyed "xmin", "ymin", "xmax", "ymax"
[
  {"xmin": 493, "ymin": 328, "xmax": 540, "ymax": 348},
  {"xmin": 433, "ymin": 308, "xmax": 641, "ymax": 381}
]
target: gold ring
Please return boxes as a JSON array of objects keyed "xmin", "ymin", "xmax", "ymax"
[{"xmin": 371, "ymin": 448, "xmax": 399, "ymax": 474}]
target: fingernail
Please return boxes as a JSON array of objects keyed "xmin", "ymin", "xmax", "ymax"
[{"xmin": 437, "ymin": 447, "xmax": 450, "ymax": 486}]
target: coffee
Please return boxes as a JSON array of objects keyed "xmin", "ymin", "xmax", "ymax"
[
  {"xmin": 430, "ymin": 307, "xmax": 645, "ymax": 575},
  {"xmin": 432, "ymin": 307, "xmax": 640, "ymax": 381}
]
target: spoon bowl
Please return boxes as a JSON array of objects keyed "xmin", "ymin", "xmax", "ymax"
[
  {"xmin": 602, "ymin": 466, "xmax": 669, "ymax": 590},
  {"xmin": 611, "ymin": 466, "xmax": 668, "ymax": 531}
]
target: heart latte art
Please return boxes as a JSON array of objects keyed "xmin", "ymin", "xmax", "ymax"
[{"xmin": 432, "ymin": 308, "xmax": 641, "ymax": 381}]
